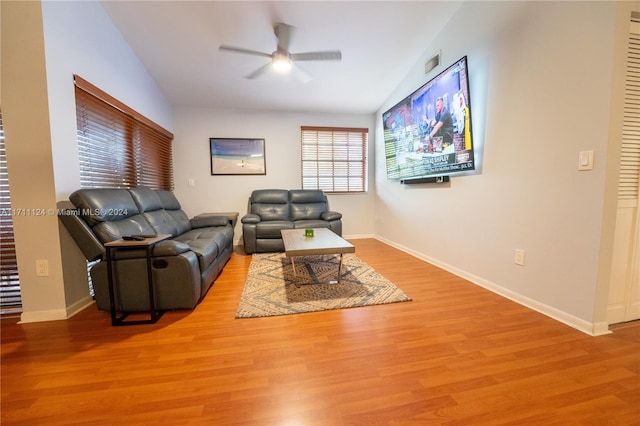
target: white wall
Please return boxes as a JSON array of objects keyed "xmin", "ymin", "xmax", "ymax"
[
  {"xmin": 375, "ymin": 1, "xmax": 628, "ymax": 334},
  {"xmin": 172, "ymin": 107, "xmax": 376, "ymax": 243},
  {"xmin": 2, "ymin": 0, "xmax": 173, "ymax": 322},
  {"xmin": 2, "ymin": 0, "xmax": 66, "ymax": 322},
  {"xmin": 42, "ymin": 0, "xmax": 173, "ymax": 198}
]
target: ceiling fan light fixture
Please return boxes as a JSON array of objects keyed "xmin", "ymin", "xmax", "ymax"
[
  {"xmin": 272, "ymin": 54, "xmax": 292, "ymax": 73},
  {"xmin": 219, "ymin": 23, "xmax": 342, "ymax": 80}
]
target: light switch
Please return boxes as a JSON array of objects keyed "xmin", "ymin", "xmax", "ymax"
[
  {"xmin": 188, "ymin": 178, "xmax": 195, "ymax": 187},
  {"xmin": 578, "ymin": 150, "xmax": 594, "ymax": 171}
]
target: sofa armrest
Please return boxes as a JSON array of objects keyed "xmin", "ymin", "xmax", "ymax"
[
  {"xmin": 153, "ymin": 240, "xmax": 191, "ymax": 256},
  {"xmin": 241, "ymin": 214, "xmax": 261, "ymax": 224},
  {"xmin": 190, "ymin": 215, "xmax": 229, "ymax": 228},
  {"xmin": 57, "ymin": 201, "xmax": 105, "ymax": 262},
  {"xmin": 321, "ymin": 211, "xmax": 342, "ymax": 221}
]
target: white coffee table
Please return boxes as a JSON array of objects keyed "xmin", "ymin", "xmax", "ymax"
[{"xmin": 280, "ymin": 228, "xmax": 355, "ymax": 285}]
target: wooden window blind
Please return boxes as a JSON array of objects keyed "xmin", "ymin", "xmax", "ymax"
[
  {"xmin": 619, "ymin": 17, "xmax": 640, "ymax": 202},
  {"xmin": 301, "ymin": 126, "xmax": 368, "ymax": 193},
  {"xmin": 74, "ymin": 75, "xmax": 174, "ymax": 190},
  {"xmin": 0, "ymin": 109, "xmax": 22, "ymax": 315}
]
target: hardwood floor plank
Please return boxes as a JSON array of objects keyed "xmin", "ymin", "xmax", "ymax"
[{"xmin": 2, "ymin": 239, "xmax": 639, "ymax": 425}]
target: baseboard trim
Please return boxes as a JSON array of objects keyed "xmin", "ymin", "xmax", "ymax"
[
  {"xmin": 20, "ymin": 309, "xmax": 68, "ymax": 324},
  {"xmin": 344, "ymin": 233, "xmax": 375, "ymax": 240},
  {"xmin": 375, "ymin": 236, "xmax": 609, "ymax": 336},
  {"xmin": 66, "ymin": 296, "xmax": 95, "ymax": 318},
  {"xmin": 19, "ymin": 297, "xmax": 95, "ymax": 324}
]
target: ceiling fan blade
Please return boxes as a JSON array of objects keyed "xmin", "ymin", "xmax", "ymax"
[
  {"xmin": 291, "ymin": 51, "xmax": 342, "ymax": 61},
  {"xmin": 244, "ymin": 63, "xmax": 272, "ymax": 80},
  {"xmin": 219, "ymin": 45, "xmax": 273, "ymax": 59},
  {"xmin": 291, "ymin": 63, "xmax": 312, "ymax": 83},
  {"xmin": 274, "ymin": 23, "xmax": 293, "ymax": 53}
]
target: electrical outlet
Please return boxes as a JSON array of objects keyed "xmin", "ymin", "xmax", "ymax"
[
  {"xmin": 514, "ymin": 249, "xmax": 525, "ymax": 266},
  {"xmin": 36, "ymin": 259, "xmax": 49, "ymax": 277}
]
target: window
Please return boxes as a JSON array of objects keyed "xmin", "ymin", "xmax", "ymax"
[
  {"xmin": 0, "ymin": 109, "xmax": 22, "ymax": 316},
  {"xmin": 74, "ymin": 75, "xmax": 174, "ymax": 190},
  {"xmin": 301, "ymin": 126, "xmax": 368, "ymax": 193}
]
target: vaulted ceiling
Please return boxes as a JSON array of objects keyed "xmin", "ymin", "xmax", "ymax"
[{"xmin": 100, "ymin": 1, "xmax": 462, "ymax": 114}]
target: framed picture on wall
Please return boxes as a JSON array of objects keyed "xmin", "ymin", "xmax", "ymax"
[{"xmin": 210, "ymin": 138, "xmax": 266, "ymax": 175}]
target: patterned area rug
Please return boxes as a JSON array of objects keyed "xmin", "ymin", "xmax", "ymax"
[{"xmin": 235, "ymin": 252, "xmax": 412, "ymax": 318}]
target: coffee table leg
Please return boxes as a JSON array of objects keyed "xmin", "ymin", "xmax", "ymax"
[
  {"xmin": 291, "ymin": 257, "xmax": 297, "ymax": 277},
  {"xmin": 338, "ymin": 254, "xmax": 343, "ymax": 283}
]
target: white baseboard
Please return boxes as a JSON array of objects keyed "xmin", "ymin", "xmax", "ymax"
[
  {"xmin": 19, "ymin": 296, "xmax": 94, "ymax": 324},
  {"xmin": 344, "ymin": 233, "xmax": 375, "ymax": 240},
  {"xmin": 66, "ymin": 296, "xmax": 95, "ymax": 318},
  {"xmin": 374, "ymin": 236, "xmax": 610, "ymax": 336},
  {"xmin": 20, "ymin": 309, "xmax": 68, "ymax": 324}
]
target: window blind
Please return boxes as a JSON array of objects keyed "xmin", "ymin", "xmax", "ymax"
[
  {"xmin": 74, "ymin": 75, "xmax": 174, "ymax": 190},
  {"xmin": 618, "ymin": 18, "xmax": 640, "ymax": 201},
  {"xmin": 301, "ymin": 126, "xmax": 368, "ymax": 193},
  {"xmin": 0, "ymin": 110, "xmax": 22, "ymax": 315}
]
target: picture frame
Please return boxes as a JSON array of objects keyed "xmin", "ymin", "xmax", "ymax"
[{"xmin": 210, "ymin": 138, "xmax": 266, "ymax": 175}]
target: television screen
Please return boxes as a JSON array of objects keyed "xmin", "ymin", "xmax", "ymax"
[{"xmin": 383, "ymin": 56, "xmax": 474, "ymax": 181}]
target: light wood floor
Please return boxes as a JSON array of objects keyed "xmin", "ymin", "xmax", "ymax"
[{"xmin": 2, "ymin": 239, "xmax": 639, "ymax": 425}]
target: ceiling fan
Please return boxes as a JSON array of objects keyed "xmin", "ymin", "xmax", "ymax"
[{"xmin": 219, "ymin": 23, "xmax": 342, "ymax": 83}]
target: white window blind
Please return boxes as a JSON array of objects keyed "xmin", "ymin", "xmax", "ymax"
[
  {"xmin": 0, "ymin": 110, "xmax": 22, "ymax": 315},
  {"xmin": 301, "ymin": 126, "xmax": 368, "ymax": 193},
  {"xmin": 619, "ymin": 17, "xmax": 640, "ymax": 201}
]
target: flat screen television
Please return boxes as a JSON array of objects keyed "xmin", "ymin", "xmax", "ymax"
[{"xmin": 382, "ymin": 56, "xmax": 474, "ymax": 181}]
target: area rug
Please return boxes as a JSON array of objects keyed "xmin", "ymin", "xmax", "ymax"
[{"xmin": 235, "ymin": 252, "xmax": 411, "ymax": 318}]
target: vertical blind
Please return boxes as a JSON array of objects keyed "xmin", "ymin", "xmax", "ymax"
[
  {"xmin": 301, "ymin": 126, "xmax": 368, "ymax": 193},
  {"xmin": 619, "ymin": 17, "xmax": 640, "ymax": 201},
  {"xmin": 0, "ymin": 110, "xmax": 22, "ymax": 315},
  {"xmin": 74, "ymin": 75, "xmax": 174, "ymax": 190}
]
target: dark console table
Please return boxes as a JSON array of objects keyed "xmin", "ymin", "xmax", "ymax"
[{"xmin": 104, "ymin": 234, "xmax": 171, "ymax": 326}]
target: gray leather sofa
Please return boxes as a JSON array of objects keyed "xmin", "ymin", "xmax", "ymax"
[
  {"xmin": 59, "ymin": 187, "xmax": 234, "ymax": 312},
  {"xmin": 241, "ymin": 189, "xmax": 342, "ymax": 254}
]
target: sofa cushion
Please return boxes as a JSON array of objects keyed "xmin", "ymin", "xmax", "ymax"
[
  {"xmin": 256, "ymin": 221, "xmax": 294, "ymax": 238},
  {"xmin": 128, "ymin": 187, "xmax": 180, "ymax": 236},
  {"xmin": 156, "ymin": 190, "xmax": 192, "ymax": 235},
  {"xmin": 291, "ymin": 202, "xmax": 327, "ymax": 221},
  {"xmin": 92, "ymin": 217, "xmax": 157, "ymax": 243},
  {"xmin": 128, "ymin": 187, "xmax": 164, "ymax": 212},
  {"xmin": 156, "ymin": 190, "xmax": 182, "ymax": 210},
  {"xmin": 69, "ymin": 188, "xmax": 155, "ymax": 243},
  {"xmin": 289, "ymin": 189, "xmax": 327, "ymax": 204},
  {"xmin": 289, "ymin": 189, "xmax": 329, "ymax": 220},
  {"xmin": 174, "ymin": 227, "xmax": 232, "ymax": 271},
  {"xmin": 293, "ymin": 220, "xmax": 331, "ymax": 230},
  {"xmin": 186, "ymin": 240, "xmax": 219, "ymax": 271},
  {"xmin": 251, "ymin": 189, "xmax": 289, "ymax": 204},
  {"xmin": 70, "ymin": 188, "xmax": 140, "ymax": 226},
  {"xmin": 250, "ymin": 189, "xmax": 290, "ymax": 221}
]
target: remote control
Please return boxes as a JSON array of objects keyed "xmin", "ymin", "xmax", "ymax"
[{"xmin": 122, "ymin": 236, "xmax": 145, "ymax": 241}]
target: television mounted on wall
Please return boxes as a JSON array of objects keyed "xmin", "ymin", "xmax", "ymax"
[{"xmin": 382, "ymin": 56, "xmax": 474, "ymax": 182}]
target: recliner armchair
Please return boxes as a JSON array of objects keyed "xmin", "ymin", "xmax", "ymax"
[{"xmin": 241, "ymin": 189, "xmax": 342, "ymax": 254}]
